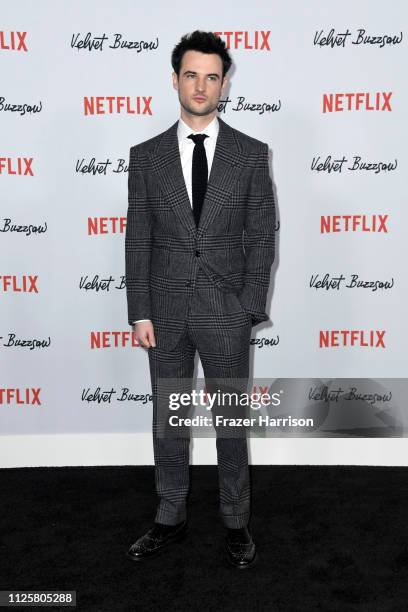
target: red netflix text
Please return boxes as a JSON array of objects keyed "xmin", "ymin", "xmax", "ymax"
[{"xmin": 83, "ymin": 96, "xmax": 152, "ymax": 115}]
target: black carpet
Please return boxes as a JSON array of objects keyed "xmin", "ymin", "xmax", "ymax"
[{"xmin": 0, "ymin": 465, "xmax": 407, "ymax": 612}]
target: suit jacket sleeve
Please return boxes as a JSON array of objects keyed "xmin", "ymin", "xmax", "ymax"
[
  {"xmin": 125, "ymin": 146, "xmax": 153, "ymax": 325},
  {"xmin": 238, "ymin": 142, "xmax": 276, "ymax": 322}
]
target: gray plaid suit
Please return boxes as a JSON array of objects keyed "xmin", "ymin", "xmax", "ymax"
[{"xmin": 125, "ymin": 116, "xmax": 275, "ymax": 528}]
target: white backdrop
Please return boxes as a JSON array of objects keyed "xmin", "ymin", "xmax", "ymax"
[{"xmin": 1, "ymin": 0, "xmax": 407, "ymax": 466}]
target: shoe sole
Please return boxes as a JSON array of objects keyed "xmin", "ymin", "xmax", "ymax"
[
  {"xmin": 126, "ymin": 526, "xmax": 188, "ymax": 562},
  {"xmin": 225, "ymin": 549, "xmax": 259, "ymax": 569}
]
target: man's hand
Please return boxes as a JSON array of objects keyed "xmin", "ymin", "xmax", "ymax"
[{"xmin": 133, "ymin": 320, "xmax": 156, "ymax": 348}]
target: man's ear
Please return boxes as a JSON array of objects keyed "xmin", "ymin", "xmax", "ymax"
[
  {"xmin": 172, "ymin": 71, "xmax": 179, "ymax": 91},
  {"xmin": 221, "ymin": 75, "xmax": 229, "ymax": 92}
]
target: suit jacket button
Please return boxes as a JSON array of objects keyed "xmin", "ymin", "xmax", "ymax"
[
  {"xmin": 185, "ymin": 281, "xmax": 191, "ymax": 287},
  {"xmin": 195, "ymin": 250, "xmax": 200, "ymax": 257}
]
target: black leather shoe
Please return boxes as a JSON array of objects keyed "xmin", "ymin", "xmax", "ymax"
[
  {"xmin": 225, "ymin": 526, "xmax": 258, "ymax": 569},
  {"xmin": 127, "ymin": 520, "xmax": 188, "ymax": 561}
]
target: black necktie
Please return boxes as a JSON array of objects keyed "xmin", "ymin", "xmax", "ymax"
[{"xmin": 187, "ymin": 133, "xmax": 208, "ymax": 226}]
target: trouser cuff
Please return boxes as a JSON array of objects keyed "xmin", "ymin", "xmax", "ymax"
[
  {"xmin": 155, "ymin": 506, "xmax": 187, "ymax": 526},
  {"xmin": 220, "ymin": 509, "xmax": 250, "ymax": 529}
]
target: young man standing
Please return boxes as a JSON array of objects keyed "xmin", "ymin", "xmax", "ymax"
[{"xmin": 125, "ymin": 30, "xmax": 275, "ymax": 568}]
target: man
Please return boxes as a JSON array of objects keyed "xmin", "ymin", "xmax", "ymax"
[{"xmin": 125, "ymin": 30, "xmax": 275, "ymax": 568}]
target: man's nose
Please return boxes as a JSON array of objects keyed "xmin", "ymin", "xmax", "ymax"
[{"xmin": 196, "ymin": 78, "xmax": 207, "ymax": 92}]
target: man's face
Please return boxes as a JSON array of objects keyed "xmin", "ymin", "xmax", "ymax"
[{"xmin": 172, "ymin": 49, "xmax": 228, "ymax": 117}]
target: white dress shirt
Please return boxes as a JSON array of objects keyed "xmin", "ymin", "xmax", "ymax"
[
  {"xmin": 133, "ymin": 115, "xmax": 220, "ymax": 324},
  {"xmin": 177, "ymin": 114, "xmax": 219, "ymax": 205}
]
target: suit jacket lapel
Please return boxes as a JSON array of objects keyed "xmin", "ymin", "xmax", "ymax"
[{"xmin": 150, "ymin": 116, "xmax": 244, "ymax": 235}]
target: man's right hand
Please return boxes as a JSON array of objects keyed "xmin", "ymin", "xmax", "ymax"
[{"xmin": 133, "ymin": 320, "xmax": 156, "ymax": 348}]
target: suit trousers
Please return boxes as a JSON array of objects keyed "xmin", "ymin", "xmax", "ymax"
[{"xmin": 147, "ymin": 266, "xmax": 252, "ymax": 529}]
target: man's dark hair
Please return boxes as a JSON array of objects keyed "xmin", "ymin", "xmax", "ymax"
[{"xmin": 171, "ymin": 30, "xmax": 232, "ymax": 79}]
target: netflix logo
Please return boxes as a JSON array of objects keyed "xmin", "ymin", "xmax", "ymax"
[
  {"xmin": 0, "ymin": 31, "xmax": 28, "ymax": 52},
  {"xmin": 88, "ymin": 217, "xmax": 126, "ymax": 235},
  {"xmin": 320, "ymin": 215, "xmax": 388, "ymax": 233},
  {"xmin": 319, "ymin": 330, "xmax": 386, "ymax": 348},
  {"xmin": 90, "ymin": 331, "xmax": 144, "ymax": 349},
  {"xmin": 0, "ymin": 275, "xmax": 38, "ymax": 293},
  {"xmin": 83, "ymin": 96, "xmax": 152, "ymax": 116},
  {"xmin": 0, "ymin": 157, "xmax": 33, "ymax": 176},
  {"xmin": 323, "ymin": 92, "xmax": 392, "ymax": 113},
  {"xmin": 0, "ymin": 388, "xmax": 41, "ymax": 405},
  {"xmin": 214, "ymin": 31, "xmax": 270, "ymax": 50}
]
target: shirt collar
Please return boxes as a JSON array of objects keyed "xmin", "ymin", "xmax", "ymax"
[{"xmin": 177, "ymin": 115, "xmax": 219, "ymax": 143}]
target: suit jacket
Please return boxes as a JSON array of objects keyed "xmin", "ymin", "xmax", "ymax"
[{"xmin": 125, "ymin": 116, "xmax": 276, "ymax": 348}]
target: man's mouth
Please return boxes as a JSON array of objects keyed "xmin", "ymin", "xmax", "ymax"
[{"xmin": 193, "ymin": 96, "xmax": 206, "ymax": 102}]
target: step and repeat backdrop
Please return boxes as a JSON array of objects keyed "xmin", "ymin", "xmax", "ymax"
[{"xmin": 1, "ymin": 1, "xmax": 407, "ymax": 455}]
